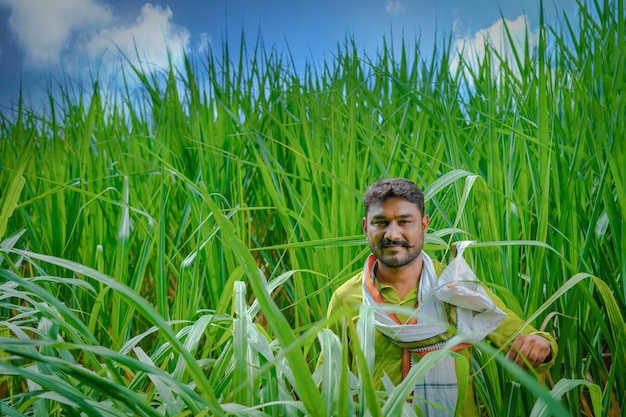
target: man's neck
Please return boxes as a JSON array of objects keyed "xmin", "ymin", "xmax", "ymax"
[{"xmin": 375, "ymin": 255, "xmax": 424, "ymax": 300}]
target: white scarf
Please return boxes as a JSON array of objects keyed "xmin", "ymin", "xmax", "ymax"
[{"xmin": 361, "ymin": 242, "xmax": 506, "ymax": 416}]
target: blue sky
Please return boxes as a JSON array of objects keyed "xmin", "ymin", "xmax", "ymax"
[{"xmin": 0, "ymin": 0, "xmax": 579, "ymax": 111}]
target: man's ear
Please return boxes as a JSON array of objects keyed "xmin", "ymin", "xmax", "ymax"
[
  {"xmin": 362, "ymin": 216, "xmax": 367, "ymax": 234},
  {"xmin": 422, "ymin": 214, "xmax": 430, "ymax": 232}
]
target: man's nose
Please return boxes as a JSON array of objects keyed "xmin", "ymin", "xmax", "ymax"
[{"xmin": 384, "ymin": 222, "xmax": 401, "ymax": 240}]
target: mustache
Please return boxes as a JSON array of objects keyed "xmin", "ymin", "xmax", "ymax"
[{"xmin": 376, "ymin": 239, "xmax": 413, "ymax": 249}]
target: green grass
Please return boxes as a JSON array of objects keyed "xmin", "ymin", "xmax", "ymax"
[{"xmin": 1, "ymin": 0, "xmax": 624, "ymax": 415}]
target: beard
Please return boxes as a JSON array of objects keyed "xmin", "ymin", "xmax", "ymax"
[{"xmin": 369, "ymin": 238, "xmax": 423, "ymax": 268}]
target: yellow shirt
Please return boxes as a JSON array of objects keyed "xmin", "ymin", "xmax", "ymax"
[{"xmin": 326, "ymin": 264, "xmax": 558, "ymax": 416}]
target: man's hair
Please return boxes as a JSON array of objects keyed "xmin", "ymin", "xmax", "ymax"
[{"xmin": 363, "ymin": 178, "xmax": 425, "ymax": 215}]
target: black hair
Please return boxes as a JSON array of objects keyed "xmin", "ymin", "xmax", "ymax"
[{"xmin": 363, "ymin": 178, "xmax": 425, "ymax": 215}]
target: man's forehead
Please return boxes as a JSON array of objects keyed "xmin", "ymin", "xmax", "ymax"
[
  {"xmin": 367, "ymin": 198, "xmax": 421, "ymax": 216},
  {"xmin": 369, "ymin": 212, "xmax": 416, "ymax": 219}
]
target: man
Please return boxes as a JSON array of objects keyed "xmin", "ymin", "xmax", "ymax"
[{"xmin": 326, "ymin": 178, "xmax": 557, "ymax": 416}]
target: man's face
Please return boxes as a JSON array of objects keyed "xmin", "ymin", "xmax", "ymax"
[{"xmin": 362, "ymin": 197, "xmax": 429, "ymax": 268}]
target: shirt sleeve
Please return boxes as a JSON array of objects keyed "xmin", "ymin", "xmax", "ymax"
[
  {"xmin": 320, "ymin": 274, "xmax": 364, "ymax": 372},
  {"xmin": 483, "ymin": 285, "xmax": 558, "ymax": 374},
  {"xmin": 326, "ymin": 274, "xmax": 363, "ymax": 332}
]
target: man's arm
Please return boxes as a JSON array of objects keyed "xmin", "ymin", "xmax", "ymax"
[{"xmin": 483, "ymin": 286, "xmax": 558, "ymax": 372}]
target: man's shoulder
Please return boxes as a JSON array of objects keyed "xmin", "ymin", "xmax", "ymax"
[
  {"xmin": 329, "ymin": 255, "xmax": 445, "ymax": 306},
  {"xmin": 329, "ymin": 272, "xmax": 363, "ymax": 307},
  {"xmin": 432, "ymin": 258, "xmax": 446, "ymax": 277},
  {"xmin": 333, "ymin": 272, "xmax": 363, "ymax": 297}
]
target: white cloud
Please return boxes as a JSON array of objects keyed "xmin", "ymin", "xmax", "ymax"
[
  {"xmin": 83, "ymin": 3, "xmax": 190, "ymax": 71},
  {"xmin": 0, "ymin": 0, "xmax": 190, "ymax": 77},
  {"xmin": 386, "ymin": 1, "xmax": 405, "ymax": 14},
  {"xmin": 450, "ymin": 15, "xmax": 538, "ymax": 78},
  {"xmin": 197, "ymin": 33, "xmax": 212, "ymax": 55},
  {"xmin": 0, "ymin": 0, "xmax": 113, "ymax": 65}
]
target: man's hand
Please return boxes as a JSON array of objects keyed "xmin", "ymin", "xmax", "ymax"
[{"xmin": 505, "ymin": 334, "xmax": 552, "ymax": 369}]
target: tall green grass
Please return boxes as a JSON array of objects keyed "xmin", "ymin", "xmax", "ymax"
[{"xmin": 1, "ymin": 0, "xmax": 624, "ymax": 415}]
